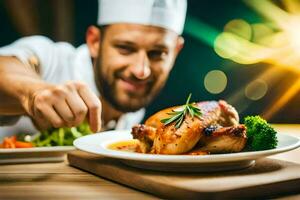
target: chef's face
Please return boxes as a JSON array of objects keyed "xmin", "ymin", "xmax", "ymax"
[{"xmin": 87, "ymin": 24, "xmax": 184, "ymax": 112}]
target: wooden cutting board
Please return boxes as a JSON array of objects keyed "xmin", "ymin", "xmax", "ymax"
[{"xmin": 68, "ymin": 150, "xmax": 300, "ymax": 199}]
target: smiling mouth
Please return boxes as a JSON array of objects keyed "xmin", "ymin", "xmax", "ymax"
[{"xmin": 119, "ymin": 78, "xmax": 149, "ymax": 92}]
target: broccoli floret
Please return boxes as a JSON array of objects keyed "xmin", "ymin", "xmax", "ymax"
[{"xmin": 244, "ymin": 115, "xmax": 278, "ymax": 151}]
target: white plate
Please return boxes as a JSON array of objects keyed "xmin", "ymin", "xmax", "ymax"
[
  {"xmin": 74, "ymin": 130, "xmax": 300, "ymax": 172},
  {"xmin": 0, "ymin": 146, "xmax": 75, "ymax": 164},
  {"xmin": 0, "ymin": 121, "xmax": 76, "ymax": 164}
]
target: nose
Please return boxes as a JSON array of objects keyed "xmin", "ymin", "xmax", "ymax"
[{"xmin": 130, "ymin": 52, "xmax": 151, "ymax": 80}]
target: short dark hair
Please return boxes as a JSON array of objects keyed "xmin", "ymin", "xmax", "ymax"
[{"xmin": 95, "ymin": 25, "xmax": 108, "ymax": 41}]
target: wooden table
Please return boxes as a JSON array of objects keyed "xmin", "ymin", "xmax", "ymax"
[{"xmin": 0, "ymin": 124, "xmax": 299, "ymax": 200}]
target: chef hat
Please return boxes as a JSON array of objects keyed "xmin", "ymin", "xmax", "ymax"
[{"xmin": 97, "ymin": 0, "xmax": 187, "ymax": 35}]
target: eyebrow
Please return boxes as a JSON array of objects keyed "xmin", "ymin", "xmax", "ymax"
[
  {"xmin": 113, "ymin": 40, "xmax": 135, "ymax": 45},
  {"xmin": 112, "ymin": 40, "xmax": 169, "ymax": 50},
  {"xmin": 152, "ymin": 44, "xmax": 169, "ymax": 50}
]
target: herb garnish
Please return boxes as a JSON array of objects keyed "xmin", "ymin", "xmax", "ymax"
[{"xmin": 160, "ymin": 93, "xmax": 202, "ymax": 129}]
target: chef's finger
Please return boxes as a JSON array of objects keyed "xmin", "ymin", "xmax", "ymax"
[
  {"xmin": 66, "ymin": 92, "xmax": 88, "ymax": 126},
  {"xmin": 53, "ymin": 101, "xmax": 75, "ymax": 127},
  {"xmin": 77, "ymin": 83, "xmax": 102, "ymax": 132},
  {"xmin": 35, "ymin": 104, "xmax": 65, "ymax": 128}
]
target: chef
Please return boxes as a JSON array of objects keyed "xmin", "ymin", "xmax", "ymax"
[{"xmin": 0, "ymin": 0, "xmax": 187, "ymax": 135}]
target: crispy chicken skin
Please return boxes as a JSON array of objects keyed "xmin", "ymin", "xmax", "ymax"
[
  {"xmin": 144, "ymin": 100, "xmax": 239, "ymax": 129},
  {"xmin": 144, "ymin": 106, "xmax": 178, "ymax": 128},
  {"xmin": 131, "ymin": 124, "xmax": 156, "ymax": 153},
  {"xmin": 196, "ymin": 125, "xmax": 247, "ymax": 153},
  {"xmin": 132, "ymin": 100, "xmax": 244, "ymax": 154},
  {"xmin": 217, "ymin": 100, "xmax": 240, "ymax": 127},
  {"xmin": 151, "ymin": 113, "xmax": 203, "ymax": 154}
]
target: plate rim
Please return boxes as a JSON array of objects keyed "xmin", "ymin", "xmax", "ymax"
[
  {"xmin": 73, "ymin": 130, "xmax": 300, "ymax": 164},
  {"xmin": 0, "ymin": 146, "xmax": 75, "ymax": 153}
]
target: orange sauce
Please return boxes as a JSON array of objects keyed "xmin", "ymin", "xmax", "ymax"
[
  {"xmin": 108, "ymin": 140, "xmax": 209, "ymax": 155},
  {"xmin": 108, "ymin": 139, "xmax": 140, "ymax": 152}
]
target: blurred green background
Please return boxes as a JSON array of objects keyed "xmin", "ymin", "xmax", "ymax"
[{"xmin": 0, "ymin": 0, "xmax": 299, "ymax": 123}]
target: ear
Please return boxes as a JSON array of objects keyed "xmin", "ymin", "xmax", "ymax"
[
  {"xmin": 175, "ymin": 36, "xmax": 185, "ymax": 56},
  {"xmin": 86, "ymin": 25, "xmax": 101, "ymax": 58}
]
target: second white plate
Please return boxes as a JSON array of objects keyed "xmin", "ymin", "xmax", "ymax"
[{"xmin": 0, "ymin": 146, "xmax": 75, "ymax": 164}]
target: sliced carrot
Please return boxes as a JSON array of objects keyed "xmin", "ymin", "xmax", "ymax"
[
  {"xmin": 2, "ymin": 137, "xmax": 16, "ymax": 148},
  {"xmin": 1, "ymin": 136, "xmax": 33, "ymax": 148},
  {"xmin": 15, "ymin": 141, "xmax": 34, "ymax": 148},
  {"xmin": 10, "ymin": 135, "xmax": 17, "ymax": 143}
]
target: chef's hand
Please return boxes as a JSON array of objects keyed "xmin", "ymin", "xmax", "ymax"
[{"xmin": 23, "ymin": 81, "xmax": 101, "ymax": 132}]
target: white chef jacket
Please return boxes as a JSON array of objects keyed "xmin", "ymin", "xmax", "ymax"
[{"xmin": 0, "ymin": 36, "xmax": 144, "ymax": 137}]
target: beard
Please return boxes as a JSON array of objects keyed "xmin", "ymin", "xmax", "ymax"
[{"xmin": 94, "ymin": 56, "xmax": 165, "ymax": 113}]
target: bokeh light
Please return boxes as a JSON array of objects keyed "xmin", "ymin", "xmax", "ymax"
[
  {"xmin": 212, "ymin": 0, "xmax": 300, "ymax": 119},
  {"xmin": 224, "ymin": 19, "xmax": 252, "ymax": 40},
  {"xmin": 251, "ymin": 23, "xmax": 274, "ymax": 45},
  {"xmin": 245, "ymin": 79, "xmax": 268, "ymax": 100},
  {"xmin": 204, "ymin": 70, "xmax": 227, "ymax": 94},
  {"xmin": 214, "ymin": 32, "xmax": 240, "ymax": 60}
]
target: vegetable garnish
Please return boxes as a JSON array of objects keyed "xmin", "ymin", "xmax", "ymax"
[
  {"xmin": 244, "ymin": 115, "xmax": 278, "ymax": 151},
  {"xmin": 160, "ymin": 93, "xmax": 202, "ymax": 129},
  {"xmin": 0, "ymin": 136, "xmax": 33, "ymax": 148},
  {"xmin": 0, "ymin": 121, "xmax": 92, "ymax": 148},
  {"xmin": 32, "ymin": 121, "xmax": 92, "ymax": 147}
]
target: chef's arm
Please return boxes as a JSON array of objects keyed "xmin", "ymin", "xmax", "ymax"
[
  {"xmin": 0, "ymin": 56, "xmax": 101, "ymax": 132},
  {"xmin": 0, "ymin": 56, "xmax": 44, "ymax": 115}
]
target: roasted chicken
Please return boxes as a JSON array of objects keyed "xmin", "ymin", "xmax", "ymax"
[
  {"xmin": 131, "ymin": 100, "xmax": 247, "ymax": 155},
  {"xmin": 193, "ymin": 125, "xmax": 247, "ymax": 153}
]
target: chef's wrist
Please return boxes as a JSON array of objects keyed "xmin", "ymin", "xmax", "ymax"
[{"xmin": 19, "ymin": 81, "xmax": 53, "ymax": 116}]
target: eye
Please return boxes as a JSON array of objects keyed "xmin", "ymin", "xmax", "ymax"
[
  {"xmin": 148, "ymin": 50, "xmax": 168, "ymax": 61},
  {"xmin": 115, "ymin": 44, "xmax": 135, "ymax": 55}
]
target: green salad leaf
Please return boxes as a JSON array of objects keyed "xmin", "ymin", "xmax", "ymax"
[{"xmin": 32, "ymin": 121, "xmax": 92, "ymax": 147}]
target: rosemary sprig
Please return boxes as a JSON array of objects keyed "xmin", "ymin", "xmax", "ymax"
[{"xmin": 160, "ymin": 93, "xmax": 202, "ymax": 129}]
